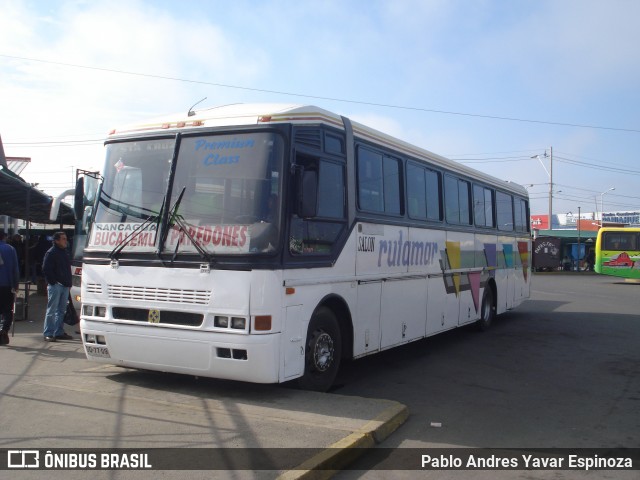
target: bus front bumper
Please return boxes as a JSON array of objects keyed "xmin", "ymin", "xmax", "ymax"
[{"xmin": 81, "ymin": 319, "xmax": 282, "ymax": 384}]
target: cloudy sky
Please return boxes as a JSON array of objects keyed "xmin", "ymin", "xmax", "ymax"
[{"xmin": 1, "ymin": 0, "xmax": 639, "ymax": 218}]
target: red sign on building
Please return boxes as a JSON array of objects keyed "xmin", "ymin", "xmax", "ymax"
[{"xmin": 530, "ymin": 215, "xmax": 549, "ymax": 230}]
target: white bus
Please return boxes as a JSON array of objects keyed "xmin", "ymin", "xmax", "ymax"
[{"xmin": 77, "ymin": 104, "xmax": 531, "ymax": 391}]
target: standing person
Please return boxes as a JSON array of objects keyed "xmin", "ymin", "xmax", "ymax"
[
  {"xmin": 42, "ymin": 232, "xmax": 73, "ymax": 342},
  {"xmin": 586, "ymin": 249, "xmax": 595, "ymax": 271},
  {"xmin": 10, "ymin": 234, "xmax": 24, "ymax": 278},
  {"xmin": 0, "ymin": 231, "xmax": 20, "ymax": 346}
]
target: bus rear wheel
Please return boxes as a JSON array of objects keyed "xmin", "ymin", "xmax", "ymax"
[
  {"xmin": 298, "ymin": 307, "xmax": 342, "ymax": 392},
  {"xmin": 477, "ymin": 286, "xmax": 496, "ymax": 331}
]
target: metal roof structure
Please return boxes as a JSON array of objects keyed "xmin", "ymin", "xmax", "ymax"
[
  {"xmin": 5, "ymin": 156, "xmax": 30, "ymax": 176},
  {"xmin": 0, "ymin": 134, "xmax": 74, "ymax": 224},
  {"xmin": 535, "ymin": 229, "xmax": 598, "ymax": 239}
]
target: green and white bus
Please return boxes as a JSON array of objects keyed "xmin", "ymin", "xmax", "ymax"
[
  {"xmin": 75, "ymin": 103, "xmax": 531, "ymax": 391},
  {"xmin": 595, "ymin": 227, "xmax": 640, "ymax": 280}
]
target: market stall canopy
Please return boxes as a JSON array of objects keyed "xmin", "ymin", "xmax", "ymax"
[{"xmin": 0, "ymin": 165, "xmax": 74, "ymax": 224}]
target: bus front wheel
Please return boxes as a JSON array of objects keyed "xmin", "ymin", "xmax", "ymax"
[{"xmin": 298, "ymin": 307, "xmax": 342, "ymax": 392}]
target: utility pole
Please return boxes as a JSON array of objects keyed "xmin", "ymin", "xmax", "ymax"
[
  {"xmin": 577, "ymin": 206, "xmax": 581, "ymax": 271},
  {"xmin": 548, "ymin": 146, "xmax": 553, "ymax": 230}
]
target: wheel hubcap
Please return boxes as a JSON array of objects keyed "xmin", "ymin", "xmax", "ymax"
[{"xmin": 313, "ymin": 332, "xmax": 334, "ymax": 372}]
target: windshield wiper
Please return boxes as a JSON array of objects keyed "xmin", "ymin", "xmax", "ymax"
[
  {"xmin": 169, "ymin": 213, "xmax": 213, "ymax": 264},
  {"xmin": 109, "ymin": 196, "xmax": 166, "ymax": 260},
  {"xmin": 160, "ymin": 186, "xmax": 212, "ymax": 264},
  {"xmin": 159, "ymin": 186, "xmax": 186, "ymax": 249}
]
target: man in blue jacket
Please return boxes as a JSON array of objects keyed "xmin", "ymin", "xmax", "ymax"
[
  {"xmin": 0, "ymin": 231, "xmax": 20, "ymax": 345},
  {"xmin": 42, "ymin": 232, "xmax": 73, "ymax": 342}
]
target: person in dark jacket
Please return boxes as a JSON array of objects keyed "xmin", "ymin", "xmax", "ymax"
[
  {"xmin": 0, "ymin": 231, "xmax": 20, "ymax": 346},
  {"xmin": 42, "ymin": 232, "xmax": 73, "ymax": 341}
]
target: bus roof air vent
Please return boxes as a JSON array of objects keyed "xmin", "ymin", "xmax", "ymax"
[{"xmin": 294, "ymin": 128, "xmax": 322, "ymax": 150}]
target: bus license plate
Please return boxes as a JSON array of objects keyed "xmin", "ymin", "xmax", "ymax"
[{"xmin": 86, "ymin": 345, "xmax": 110, "ymax": 358}]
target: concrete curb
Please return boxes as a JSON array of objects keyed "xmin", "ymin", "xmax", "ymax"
[
  {"xmin": 278, "ymin": 401, "xmax": 409, "ymax": 480},
  {"xmin": 532, "ymin": 271, "xmax": 596, "ymax": 275}
]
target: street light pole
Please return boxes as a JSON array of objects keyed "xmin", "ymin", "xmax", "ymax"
[
  {"xmin": 577, "ymin": 206, "xmax": 581, "ymax": 271},
  {"xmin": 531, "ymin": 147, "xmax": 554, "ymax": 230},
  {"xmin": 599, "ymin": 187, "xmax": 615, "ymax": 227}
]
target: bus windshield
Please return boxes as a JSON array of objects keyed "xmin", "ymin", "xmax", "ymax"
[{"xmin": 89, "ymin": 132, "xmax": 283, "ymax": 256}]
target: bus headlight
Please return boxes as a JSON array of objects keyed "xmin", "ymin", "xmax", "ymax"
[
  {"xmin": 214, "ymin": 316, "xmax": 229, "ymax": 328},
  {"xmin": 214, "ymin": 315, "xmax": 247, "ymax": 331},
  {"xmin": 83, "ymin": 305, "xmax": 107, "ymax": 317},
  {"xmin": 231, "ymin": 317, "xmax": 246, "ymax": 330}
]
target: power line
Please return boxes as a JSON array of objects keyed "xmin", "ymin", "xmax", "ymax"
[
  {"xmin": 530, "ymin": 192, "xmax": 638, "ymax": 209},
  {"xmin": 6, "ymin": 139, "xmax": 103, "ymax": 147},
  {"xmin": 555, "ymin": 150, "xmax": 639, "ymax": 170},
  {"xmin": 454, "ymin": 155, "xmax": 533, "ymax": 163},
  {"xmin": 531, "ymin": 188, "xmax": 640, "ymax": 202},
  {"xmin": 553, "ymin": 183, "xmax": 602, "ymax": 195},
  {"xmin": 7, "ymin": 132, "xmax": 105, "ymax": 141},
  {"xmin": 6, "ymin": 139, "xmax": 103, "ymax": 145},
  {"xmin": 3, "ymin": 53, "xmax": 640, "ymax": 134},
  {"xmin": 452, "ymin": 151, "xmax": 640, "ymax": 177},
  {"xmin": 554, "ymin": 183, "xmax": 640, "ymax": 200},
  {"xmin": 447, "ymin": 149, "xmax": 542, "ymax": 157},
  {"xmin": 554, "ymin": 155, "xmax": 640, "ymax": 176}
]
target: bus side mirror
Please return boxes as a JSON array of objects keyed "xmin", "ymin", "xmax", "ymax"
[
  {"xmin": 83, "ymin": 205, "xmax": 93, "ymax": 232},
  {"xmin": 297, "ymin": 168, "xmax": 318, "ymax": 218},
  {"xmin": 74, "ymin": 177, "xmax": 85, "ymax": 220}
]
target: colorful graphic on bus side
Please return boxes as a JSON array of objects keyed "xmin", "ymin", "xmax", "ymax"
[{"xmin": 599, "ymin": 250, "xmax": 640, "ymax": 279}]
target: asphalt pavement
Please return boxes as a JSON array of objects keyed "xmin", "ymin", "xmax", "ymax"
[{"xmin": 0, "ymin": 289, "xmax": 408, "ymax": 480}]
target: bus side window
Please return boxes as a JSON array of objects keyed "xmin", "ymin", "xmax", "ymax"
[
  {"xmin": 445, "ymin": 175, "xmax": 471, "ymax": 225},
  {"xmin": 605, "ymin": 232, "xmax": 637, "ymax": 251},
  {"xmin": 496, "ymin": 191, "xmax": 514, "ymax": 231},
  {"xmin": 515, "ymin": 198, "xmax": 528, "ymax": 232},
  {"xmin": 474, "ymin": 184, "xmax": 495, "ymax": 228},
  {"xmin": 356, "ymin": 146, "xmax": 402, "ymax": 215}
]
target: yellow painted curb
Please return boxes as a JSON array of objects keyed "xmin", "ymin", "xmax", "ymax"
[{"xmin": 278, "ymin": 401, "xmax": 408, "ymax": 480}]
